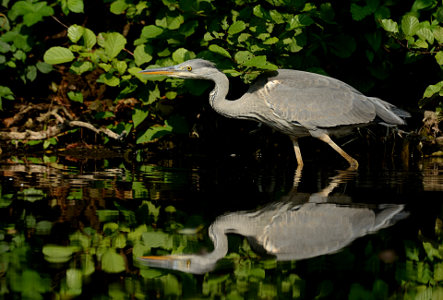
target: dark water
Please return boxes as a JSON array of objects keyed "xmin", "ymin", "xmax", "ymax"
[{"xmin": 0, "ymin": 152, "xmax": 442, "ymax": 299}]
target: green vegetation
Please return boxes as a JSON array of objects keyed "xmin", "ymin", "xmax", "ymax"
[{"xmin": 0, "ymin": 0, "xmax": 442, "ymax": 151}]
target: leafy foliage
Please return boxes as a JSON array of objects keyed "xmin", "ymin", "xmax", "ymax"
[{"xmin": 0, "ymin": 0, "xmax": 440, "ymax": 150}]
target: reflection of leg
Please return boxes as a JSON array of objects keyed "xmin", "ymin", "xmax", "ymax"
[
  {"xmin": 317, "ymin": 133, "xmax": 359, "ymax": 169},
  {"xmin": 291, "ymin": 137, "xmax": 304, "ymax": 167},
  {"xmin": 292, "ymin": 164, "xmax": 303, "ymax": 189},
  {"xmin": 317, "ymin": 168, "xmax": 358, "ymax": 197}
]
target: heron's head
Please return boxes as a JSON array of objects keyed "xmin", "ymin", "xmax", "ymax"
[
  {"xmin": 137, "ymin": 254, "xmax": 216, "ymax": 274},
  {"xmin": 139, "ymin": 59, "xmax": 219, "ymax": 80}
]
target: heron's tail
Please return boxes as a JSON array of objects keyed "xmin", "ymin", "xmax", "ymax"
[{"xmin": 368, "ymin": 97, "xmax": 411, "ymax": 126}]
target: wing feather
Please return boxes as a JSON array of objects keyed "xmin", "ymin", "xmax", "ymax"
[{"xmin": 252, "ymin": 70, "xmax": 377, "ymax": 128}]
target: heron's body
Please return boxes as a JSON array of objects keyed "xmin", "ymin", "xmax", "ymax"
[{"xmin": 140, "ymin": 59, "xmax": 410, "ymax": 168}]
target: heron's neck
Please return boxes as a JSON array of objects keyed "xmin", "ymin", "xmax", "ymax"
[
  {"xmin": 204, "ymin": 221, "xmax": 229, "ymax": 261},
  {"xmin": 209, "ymin": 71, "xmax": 252, "ymax": 119}
]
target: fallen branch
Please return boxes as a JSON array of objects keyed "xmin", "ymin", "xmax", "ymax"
[{"xmin": 0, "ymin": 120, "xmax": 124, "ymax": 141}]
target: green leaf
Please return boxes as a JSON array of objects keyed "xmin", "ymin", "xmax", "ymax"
[
  {"xmin": 423, "ymin": 81, "xmax": 443, "ymax": 98},
  {"xmin": 26, "ymin": 65, "xmax": 37, "ymax": 81},
  {"xmin": 351, "ymin": 3, "xmax": 370, "ymax": 21},
  {"xmin": 412, "ymin": 0, "xmax": 435, "ymax": 11},
  {"xmin": 228, "ymin": 21, "xmax": 246, "ymax": 35},
  {"xmin": 42, "ymin": 245, "xmax": 77, "ymax": 263},
  {"xmin": 141, "ymin": 25, "xmax": 164, "ymax": 39},
  {"xmin": 99, "ymin": 32, "xmax": 127, "ymax": 59},
  {"xmin": 0, "ymin": 41, "xmax": 11, "ymax": 53},
  {"xmin": 140, "ymin": 269, "xmax": 163, "ymax": 279},
  {"xmin": 172, "ymin": 48, "xmax": 196, "ymax": 63},
  {"xmin": 208, "ymin": 44, "xmax": 231, "ymax": 58},
  {"xmin": 114, "ymin": 60, "xmax": 127, "ymax": 74},
  {"xmin": 401, "ymin": 15, "xmax": 420, "ymax": 36},
  {"xmin": 43, "ymin": 47, "xmax": 75, "ymax": 64},
  {"xmin": 436, "ymin": 52, "xmax": 443, "ymax": 65},
  {"xmin": 83, "ymin": 28, "xmax": 96, "ymax": 49},
  {"xmin": 235, "ymin": 50, "xmax": 254, "ymax": 64},
  {"xmin": 9, "ymin": 1, "xmax": 54, "ymax": 26},
  {"xmin": 110, "ymin": 0, "xmax": 128, "ymax": 14},
  {"xmin": 70, "ymin": 61, "xmax": 93, "ymax": 74},
  {"xmin": 132, "ymin": 108, "xmax": 149, "ymax": 128},
  {"xmin": 67, "ymin": 91, "xmax": 83, "ymax": 103},
  {"xmin": 136, "ymin": 124, "xmax": 173, "ymax": 143},
  {"xmin": 0, "ymin": 85, "xmax": 14, "ymax": 110},
  {"xmin": 330, "ymin": 34, "xmax": 356, "ymax": 58},
  {"xmin": 417, "ymin": 27, "xmax": 434, "ymax": 44},
  {"xmin": 142, "ymin": 231, "xmax": 173, "ymax": 249},
  {"xmin": 67, "ymin": 0, "xmax": 84, "ymax": 13},
  {"xmin": 242, "ymin": 55, "xmax": 278, "ymax": 70},
  {"xmin": 68, "ymin": 25, "xmax": 85, "ymax": 43},
  {"xmin": 36, "ymin": 61, "xmax": 53, "ymax": 73},
  {"xmin": 66, "ymin": 269, "xmax": 82, "ymax": 293},
  {"xmin": 97, "ymin": 73, "xmax": 120, "ymax": 87},
  {"xmin": 101, "ymin": 249, "xmax": 126, "ymax": 273},
  {"xmin": 380, "ymin": 19, "xmax": 399, "ymax": 33},
  {"xmin": 263, "ymin": 37, "xmax": 279, "ymax": 45},
  {"xmin": 134, "ymin": 44, "xmax": 153, "ymax": 66}
]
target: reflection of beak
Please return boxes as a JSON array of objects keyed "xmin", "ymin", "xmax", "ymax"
[
  {"xmin": 137, "ymin": 255, "xmax": 181, "ymax": 270},
  {"xmin": 139, "ymin": 66, "xmax": 176, "ymax": 76}
]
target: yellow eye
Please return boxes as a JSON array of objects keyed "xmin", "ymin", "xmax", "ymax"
[{"xmin": 187, "ymin": 66, "xmax": 192, "ymax": 71}]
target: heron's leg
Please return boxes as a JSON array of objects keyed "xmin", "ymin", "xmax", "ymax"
[
  {"xmin": 317, "ymin": 133, "xmax": 359, "ymax": 169},
  {"xmin": 290, "ymin": 137, "xmax": 304, "ymax": 167}
]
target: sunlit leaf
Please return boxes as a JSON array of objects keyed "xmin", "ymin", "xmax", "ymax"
[
  {"xmin": 68, "ymin": 25, "xmax": 84, "ymax": 43},
  {"xmin": 113, "ymin": 234, "xmax": 127, "ymax": 248},
  {"xmin": 161, "ymin": 274, "xmax": 181, "ymax": 297},
  {"xmin": 134, "ymin": 44, "xmax": 153, "ymax": 66},
  {"xmin": 172, "ymin": 48, "xmax": 196, "ymax": 63},
  {"xmin": 101, "ymin": 249, "xmax": 126, "ymax": 273},
  {"xmin": 97, "ymin": 73, "xmax": 120, "ymax": 87},
  {"xmin": 43, "ymin": 245, "xmax": 78, "ymax": 263},
  {"xmin": 99, "ymin": 32, "xmax": 127, "ymax": 59},
  {"xmin": 423, "ymin": 81, "xmax": 443, "ymax": 98},
  {"xmin": 67, "ymin": 91, "xmax": 83, "ymax": 103},
  {"xmin": 67, "ymin": 0, "xmax": 84, "ymax": 13},
  {"xmin": 66, "ymin": 269, "xmax": 82, "ymax": 295},
  {"xmin": 142, "ymin": 231, "xmax": 173, "ymax": 249},
  {"xmin": 18, "ymin": 187, "xmax": 45, "ymax": 202},
  {"xmin": 401, "ymin": 15, "xmax": 420, "ymax": 36},
  {"xmin": 110, "ymin": 0, "xmax": 128, "ymax": 14},
  {"xmin": 380, "ymin": 19, "xmax": 399, "ymax": 33},
  {"xmin": 140, "ymin": 269, "xmax": 163, "ymax": 279},
  {"xmin": 208, "ymin": 44, "xmax": 232, "ymax": 58},
  {"xmin": 136, "ymin": 123, "xmax": 173, "ymax": 144},
  {"xmin": 132, "ymin": 108, "xmax": 149, "ymax": 128},
  {"xmin": 44, "ymin": 47, "xmax": 75, "ymax": 65},
  {"xmin": 9, "ymin": 1, "xmax": 54, "ymax": 26},
  {"xmin": 83, "ymin": 28, "xmax": 96, "ymax": 49},
  {"xmin": 228, "ymin": 21, "xmax": 246, "ymax": 35}
]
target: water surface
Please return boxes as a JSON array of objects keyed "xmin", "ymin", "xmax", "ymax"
[{"xmin": 0, "ymin": 153, "xmax": 442, "ymax": 299}]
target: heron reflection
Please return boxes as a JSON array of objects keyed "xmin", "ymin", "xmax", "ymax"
[{"xmin": 137, "ymin": 171, "xmax": 407, "ymax": 274}]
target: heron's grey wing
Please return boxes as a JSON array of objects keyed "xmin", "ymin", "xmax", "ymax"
[
  {"xmin": 260, "ymin": 204, "xmax": 376, "ymax": 260},
  {"xmin": 254, "ymin": 70, "xmax": 377, "ymax": 128}
]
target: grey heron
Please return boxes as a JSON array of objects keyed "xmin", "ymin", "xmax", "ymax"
[
  {"xmin": 140, "ymin": 59, "xmax": 410, "ymax": 168},
  {"xmin": 137, "ymin": 171, "xmax": 407, "ymax": 274}
]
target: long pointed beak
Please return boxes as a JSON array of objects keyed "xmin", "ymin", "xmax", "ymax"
[{"xmin": 139, "ymin": 66, "xmax": 176, "ymax": 76}]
